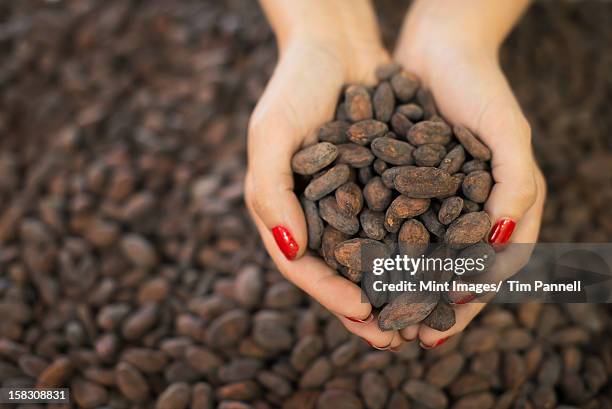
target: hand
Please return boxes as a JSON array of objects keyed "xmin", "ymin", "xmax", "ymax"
[
  {"xmin": 245, "ymin": 24, "xmax": 402, "ymax": 349},
  {"xmin": 394, "ymin": 15, "xmax": 546, "ymax": 348}
]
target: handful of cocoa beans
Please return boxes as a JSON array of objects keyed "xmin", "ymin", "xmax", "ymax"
[{"xmin": 291, "ymin": 63, "xmax": 495, "ymax": 332}]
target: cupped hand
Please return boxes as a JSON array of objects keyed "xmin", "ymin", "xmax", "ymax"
[
  {"xmin": 395, "ymin": 28, "xmax": 546, "ymax": 348},
  {"xmin": 245, "ymin": 35, "xmax": 403, "ymax": 349}
]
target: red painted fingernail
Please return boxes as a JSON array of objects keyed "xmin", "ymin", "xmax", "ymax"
[
  {"xmin": 421, "ymin": 337, "xmax": 449, "ymax": 349},
  {"xmin": 346, "ymin": 313, "xmax": 374, "ymax": 324},
  {"xmin": 488, "ymin": 218, "xmax": 516, "ymax": 245},
  {"xmin": 454, "ymin": 293, "xmax": 476, "ymax": 305},
  {"xmin": 272, "ymin": 225, "xmax": 299, "ymax": 260}
]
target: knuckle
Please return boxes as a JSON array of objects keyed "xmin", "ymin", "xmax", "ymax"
[{"xmin": 515, "ymin": 175, "xmax": 537, "ymax": 207}]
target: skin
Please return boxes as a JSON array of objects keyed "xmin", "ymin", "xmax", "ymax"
[{"xmin": 246, "ymin": 0, "xmax": 546, "ymax": 349}]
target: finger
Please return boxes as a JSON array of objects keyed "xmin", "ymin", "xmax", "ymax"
[
  {"xmin": 418, "ymin": 302, "xmax": 487, "ymax": 349},
  {"xmin": 472, "ymin": 68, "xmax": 538, "ymax": 245},
  {"xmin": 248, "ymin": 204, "xmax": 372, "ymax": 320},
  {"xmin": 247, "ymin": 45, "xmax": 344, "ymax": 260},
  {"xmin": 337, "ymin": 314, "xmax": 398, "ymax": 350},
  {"xmin": 399, "ymin": 324, "xmax": 420, "ymax": 343}
]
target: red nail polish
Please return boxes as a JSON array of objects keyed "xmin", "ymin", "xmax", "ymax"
[
  {"xmin": 346, "ymin": 314, "xmax": 374, "ymax": 324},
  {"xmin": 421, "ymin": 337, "xmax": 449, "ymax": 349},
  {"xmin": 488, "ymin": 218, "xmax": 516, "ymax": 245},
  {"xmin": 272, "ymin": 225, "xmax": 299, "ymax": 260},
  {"xmin": 455, "ymin": 293, "xmax": 476, "ymax": 305}
]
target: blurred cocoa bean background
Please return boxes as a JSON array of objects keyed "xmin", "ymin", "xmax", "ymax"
[{"xmin": 0, "ymin": 1, "xmax": 611, "ymax": 408}]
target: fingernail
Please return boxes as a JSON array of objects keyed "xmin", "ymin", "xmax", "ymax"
[
  {"xmin": 449, "ymin": 293, "xmax": 476, "ymax": 305},
  {"xmin": 390, "ymin": 345, "xmax": 403, "ymax": 352},
  {"xmin": 420, "ymin": 337, "xmax": 449, "ymax": 349},
  {"xmin": 364, "ymin": 340, "xmax": 389, "ymax": 350},
  {"xmin": 488, "ymin": 218, "xmax": 516, "ymax": 246},
  {"xmin": 272, "ymin": 225, "xmax": 299, "ymax": 260},
  {"xmin": 346, "ymin": 313, "xmax": 374, "ymax": 324}
]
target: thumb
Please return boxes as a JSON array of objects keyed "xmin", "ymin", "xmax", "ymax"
[
  {"xmin": 471, "ymin": 69, "xmax": 537, "ymax": 245},
  {"xmin": 246, "ymin": 44, "xmax": 344, "ymax": 260}
]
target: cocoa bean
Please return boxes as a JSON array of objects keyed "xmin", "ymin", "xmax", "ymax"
[
  {"xmin": 453, "ymin": 126, "xmax": 492, "ymax": 161},
  {"xmin": 423, "ymin": 302, "xmax": 456, "ymax": 332},
  {"xmin": 116, "ymin": 361, "xmax": 150, "ymax": 403},
  {"xmin": 462, "ymin": 160, "xmax": 489, "ymax": 174},
  {"xmin": 336, "ymin": 144, "xmax": 375, "ymax": 168},
  {"xmin": 370, "ymin": 137, "xmax": 414, "ymax": 165},
  {"xmin": 373, "ymin": 158, "xmax": 388, "ymax": 175},
  {"xmin": 378, "ymin": 290, "xmax": 439, "ymax": 330},
  {"xmin": 439, "ymin": 145, "xmax": 466, "ymax": 174},
  {"xmin": 373, "ymin": 82, "xmax": 395, "ymax": 122},
  {"xmin": 407, "ymin": 120, "xmax": 452, "ymax": 146},
  {"xmin": 345, "ymin": 85, "xmax": 373, "ymax": 122},
  {"xmin": 335, "ymin": 182, "xmax": 363, "ymax": 216},
  {"xmin": 390, "ymin": 71, "xmax": 420, "ymax": 101},
  {"xmin": 360, "ymin": 371, "xmax": 389, "ymax": 409},
  {"xmin": 318, "ymin": 121, "xmax": 349, "ymax": 144},
  {"xmin": 414, "ymin": 144, "xmax": 447, "ymax": 167},
  {"xmin": 334, "ymin": 238, "xmax": 390, "ymax": 272},
  {"xmin": 292, "ymin": 143, "xmax": 339, "ymax": 175},
  {"xmin": 394, "ymin": 167, "xmax": 454, "ymax": 198},
  {"xmin": 397, "ymin": 103, "xmax": 424, "ymax": 121},
  {"xmin": 426, "ymin": 352, "xmax": 465, "ymax": 387},
  {"xmin": 420, "ymin": 208, "xmax": 447, "ymax": 238},
  {"xmin": 381, "ymin": 165, "xmax": 413, "ymax": 189},
  {"xmin": 403, "ymin": 380, "xmax": 448, "ymax": 409},
  {"xmin": 385, "ymin": 196, "xmax": 430, "ymax": 233},
  {"xmin": 375, "ymin": 62, "xmax": 401, "ymax": 81},
  {"xmin": 390, "ymin": 112, "xmax": 413, "ymax": 136},
  {"xmin": 304, "ymin": 164, "xmax": 351, "ymax": 201},
  {"xmin": 363, "ymin": 177, "xmax": 393, "ymax": 211},
  {"xmin": 462, "ymin": 171, "xmax": 493, "ymax": 203},
  {"xmin": 359, "ymin": 209, "xmax": 387, "ymax": 240},
  {"xmin": 444, "ymin": 212, "xmax": 491, "ymax": 249},
  {"xmin": 319, "ymin": 196, "xmax": 360, "ymax": 235},
  {"xmin": 416, "ymin": 88, "xmax": 438, "ymax": 118},
  {"xmin": 438, "ymin": 196, "xmax": 464, "ymax": 225},
  {"xmin": 321, "ymin": 226, "xmax": 349, "ymax": 269},
  {"xmin": 347, "ymin": 120, "xmax": 388, "ymax": 145}
]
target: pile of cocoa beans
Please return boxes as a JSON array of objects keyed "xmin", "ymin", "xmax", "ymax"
[{"xmin": 292, "ymin": 63, "xmax": 495, "ymax": 332}]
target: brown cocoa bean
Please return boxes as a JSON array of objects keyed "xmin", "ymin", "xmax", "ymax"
[
  {"xmin": 359, "ymin": 166, "xmax": 375, "ymax": 185},
  {"xmin": 454, "ymin": 125, "xmax": 492, "ymax": 161},
  {"xmin": 373, "ymin": 82, "xmax": 395, "ymax": 122},
  {"xmin": 347, "ymin": 120, "xmax": 388, "ymax": 145},
  {"xmin": 463, "ymin": 199, "xmax": 481, "ymax": 213},
  {"xmin": 116, "ymin": 361, "xmax": 150, "ymax": 403},
  {"xmin": 394, "ymin": 166, "xmax": 454, "ymax": 198},
  {"xmin": 373, "ymin": 158, "xmax": 388, "ymax": 175},
  {"xmin": 390, "ymin": 112, "xmax": 413, "ymax": 136},
  {"xmin": 345, "ymin": 85, "xmax": 373, "ymax": 122},
  {"xmin": 375, "ymin": 62, "xmax": 401, "ymax": 81},
  {"xmin": 381, "ymin": 165, "xmax": 413, "ymax": 189},
  {"xmin": 370, "ymin": 137, "xmax": 414, "ymax": 165},
  {"xmin": 292, "ymin": 142, "xmax": 339, "ymax": 175},
  {"xmin": 304, "ymin": 164, "xmax": 351, "ymax": 201},
  {"xmin": 416, "ymin": 87, "xmax": 439, "ymax": 118},
  {"xmin": 335, "ymin": 182, "xmax": 363, "ymax": 216},
  {"xmin": 396, "ymin": 103, "xmax": 424, "ymax": 121},
  {"xmin": 414, "ymin": 143, "xmax": 447, "ymax": 167},
  {"xmin": 334, "ymin": 238, "xmax": 390, "ymax": 272},
  {"xmin": 318, "ymin": 121, "xmax": 349, "ymax": 144},
  {"xmin": 452, "ymin": 392, "xmax": 495, "ymax": 409},
  {"xmin": 301, "ymin": 197, "xmax": 324, "ymax": 251},
  {"xmin": 206, "ymin": 309, "xmax": 249, "ymax": 348},
  {"xmin": 319, "ymin": 196, "xmax": 359, "ymax": 235},
  {"xmin": 462, "ymin": 159, "xmax": 488, "ymax": 174},
  {"xmin": 403, "ymin": 380, "xmax": 447, "ymax": 409},
  {"xmin": 317, "ymin": 389, "xmax": 363, "ymax": 409},
  {"xmin": 420, "ymin": 208, "xmax": 446, "ymax": 238},
  {"xmin": 378, "ymin": 290, "xmax": 439, "ymax": 330},
  {"xmin": 360, "ymin": 371, "xmax": 389, "ymax": 409},
  {"xmin": 321, "ymin": 226, "xmax": 349, "ymax": 269},
  {"xmin": 407, "ymin": 120, "xmax": 452, "ymax": 146},
  {"xmin": 439, "ymin": 145, "xmax": 466, "ymax": 174},
  {"xmin": 390, "ymin": 71, "xmax": 419, "ymax": 101},
  {"xmin": 385, "ymin": 196, "xmax": 430, "ymax": 233},
  {"xmin": 439, "ymin": 196, "xmax": 464, "ymax": 225},
  {"xmin": 458, "ymin": 242, "xmax": 495, "ymax": 275},
  {"xmin": 36, "ymin": 357, "xmax": 73, "ymax": 388},
  {"xmin": 444, "ymin": 212, "xmax": 491, "ymax": 249},
  {"xmin": 426, "ymin": 352, "xmax": 465, "ymax": 387},
  {"xmin": 359, "ymin": 209, "xmax": 386, "ymax": 240},
  {"xmin": 71, "ymin": 377, "xmax": 109, "ymax": 408},
  {"xmin": 363, "ymin": 177, "xmax": 393, "ymax": 211},
  {"xmin": 423, "ymin": 302, "xmax": 456, "ymax": 332},
  {"xmin": 463, "ymin": 170, "xmax": 493, "ymax": 203},
  {"xmin": 299, "ymin": 357, "xmax": 333, "ymax": 389},
  {"xmin": 336, "ymin": 143, "xmax": 375, "ymax": 168}
]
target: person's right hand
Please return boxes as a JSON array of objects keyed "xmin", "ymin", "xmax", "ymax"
[{"xmin": 245, "ymin": 23, "xmax": 403, "ymax": 349}]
